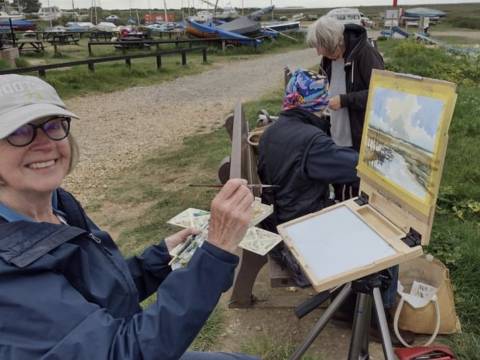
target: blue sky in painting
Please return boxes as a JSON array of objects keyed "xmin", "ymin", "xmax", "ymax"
[{"xmin": 369, "ymin": 87, "xmax": 445, "ymax": 152}]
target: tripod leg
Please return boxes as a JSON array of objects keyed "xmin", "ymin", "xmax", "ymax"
[
  {"xmin": 348, "ymin": 293, "xmax": 372, "ymax": 360},
  {"xmin": 372, "ymin": 288, "xmax": 396, "ymax": 360},
  {"xmin": 289, "ymin": 283, "xmax": 352, "ymax": 360}
]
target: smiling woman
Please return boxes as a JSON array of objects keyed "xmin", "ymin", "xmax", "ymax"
[{"xmin": 0, "ymin": 74, "xmax": 258, "ymax": 360}]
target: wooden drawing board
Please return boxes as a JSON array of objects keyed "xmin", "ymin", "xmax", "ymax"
[
  {"xmin": 278, "ymin": 199, "xmax": 423, "ymax": 293},
  {"xmin": 357, "ymin": 70, "xmax": 457, "ymax": 245}
]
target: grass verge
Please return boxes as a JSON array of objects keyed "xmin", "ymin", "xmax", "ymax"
[{"xmin": 9, "ymin": 33, "xmax": 305, "ymax": 100}]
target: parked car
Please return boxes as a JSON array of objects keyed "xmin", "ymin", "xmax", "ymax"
[{"xmin": 326, "ymin": 8, "xmax": 363, "ymax": 26}]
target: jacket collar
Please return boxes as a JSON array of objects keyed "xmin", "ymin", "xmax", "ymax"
[{"xmin": 280, "ymin": 108, "xmax": 330, "ymax": 133}]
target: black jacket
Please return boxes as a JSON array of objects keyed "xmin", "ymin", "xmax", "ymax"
[
  {"xmin": 258, "ymin": 108, "xmax": 359, "ymax": 225},
  {"xmin": 321, "ymin": 24, "xmax": 384, "ymax": 151}
]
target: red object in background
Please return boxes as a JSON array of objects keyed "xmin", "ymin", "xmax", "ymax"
[
  {"xmin": 395, "ymin": 345, "xmax": 456, "ymax": 360},
  {"xmin": 393, "ymin": 0, "xmax": 398, "ymax": 7}
]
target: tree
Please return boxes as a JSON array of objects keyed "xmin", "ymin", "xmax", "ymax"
[{"xmin": 12, "ymin": 0, "xmax": 41, "ymax": 14}]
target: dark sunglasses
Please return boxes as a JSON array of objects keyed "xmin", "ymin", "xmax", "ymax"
[{"xmin": 7, "ymin": 117, "xmax": 71, "ymax": 147}]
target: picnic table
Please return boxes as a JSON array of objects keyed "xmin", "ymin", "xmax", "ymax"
[
  {"xmin": 46, "ymin": 33, "xmax": 80, "ymax": 45},
  {"xmin": 89, "ymin": 31, "xmax": 116, "ymax": 42},
  {"xmin": 17, "ymin": 40, "xmax": 45, "ymax": 54},
  {"xmin": 114, "ymin": 37, "xmax": 151, "ymax": 51}
]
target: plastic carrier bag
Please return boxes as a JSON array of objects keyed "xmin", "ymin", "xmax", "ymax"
[{"xmin": 393, "ymin": 254, "xmax": 461, "ymax": 347}]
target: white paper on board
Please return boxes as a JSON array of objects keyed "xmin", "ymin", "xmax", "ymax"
[{"xmin": 284, "ymin": 206, "xmax": 396, "ymax": 282}]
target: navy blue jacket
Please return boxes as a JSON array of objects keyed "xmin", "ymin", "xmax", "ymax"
[
  {"xmin": 0, "ymin": 189, "xmax": 238, "ymax": 359},
  {"xmin": 258, "ymin": 108, "xmax": 359, "ymax": 225}
]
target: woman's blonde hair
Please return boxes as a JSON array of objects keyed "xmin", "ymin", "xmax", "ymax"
[
  {"xmin": 68, "ymin": 133, "xmax": 80, "ymax": 174},
  {"xmin": 306, "ymin": 16, "xmax": 345, "ymax": 54}
]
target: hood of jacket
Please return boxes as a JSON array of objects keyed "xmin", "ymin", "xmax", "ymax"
[{"xmin": 343, "ymin": 24, "xmax": 368, "ymax": 63}]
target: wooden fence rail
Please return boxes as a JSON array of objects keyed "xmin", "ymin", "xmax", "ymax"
[
  {"xmin": 87, "ymin": 37, "xmax": 259, "ymax": 56},
  {"xmin": 0, "ymin": 46, "xmax": 208, "ymax": 77}
]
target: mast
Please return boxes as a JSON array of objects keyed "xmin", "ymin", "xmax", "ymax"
[{"xmin": 163, "ymin": 0, "xmax": 168, "ymax": 22}]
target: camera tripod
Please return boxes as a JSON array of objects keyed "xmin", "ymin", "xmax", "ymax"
[{"xmin": 289, "ymin": 273, "xmax": 396, "ymax": 360}]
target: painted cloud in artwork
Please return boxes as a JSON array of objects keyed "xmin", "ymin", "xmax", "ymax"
[{"xmin": 369, "ymin": 88, "xmax": 445, "ymax": 153}]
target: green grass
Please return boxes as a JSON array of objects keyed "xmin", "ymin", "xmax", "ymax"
[
  {"xmin": 240, "ymin": 336, "xmax": 317, "ymax": 360},
  {"xmin": 0, "ymin": 58, "xmax": 11, "ymax": 70},
  {"xmin": 190, "ymin": 308, "xmax": 225, "ymax": 351}
]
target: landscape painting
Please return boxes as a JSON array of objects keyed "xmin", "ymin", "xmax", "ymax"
[{"xmin": 364, "ymin": 87, "xmax": 445, "ymax": 200}]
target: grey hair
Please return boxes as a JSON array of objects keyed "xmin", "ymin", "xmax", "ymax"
[{"xmin": 306, "ymin": 16, "xmax": 345, "ymax": 54}]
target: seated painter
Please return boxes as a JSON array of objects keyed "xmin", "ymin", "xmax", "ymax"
[
  {"xmin": 0, "ymin": 74, "xmax": 259, "ymax": 360},
  {"xmin": 257, "ymin": 69, "xmax": 359, "ymax": 285}
]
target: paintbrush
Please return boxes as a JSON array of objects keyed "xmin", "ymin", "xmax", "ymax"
[{"xmin": 189, "ymin": 184, "xmax": 279, "ymax": 189}]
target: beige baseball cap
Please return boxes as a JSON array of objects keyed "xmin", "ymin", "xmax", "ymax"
[{"xmin": 0, "ymin": 74, "xmax": 78, "ymax": 139}]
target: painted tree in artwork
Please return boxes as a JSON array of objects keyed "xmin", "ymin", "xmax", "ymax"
[{"xmin": 12, "ymin": 0, "xmax": 41, "ymax": 13}]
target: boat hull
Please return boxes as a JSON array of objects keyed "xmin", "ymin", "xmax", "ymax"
[{"xmin": 186, "ymin": 19, "xmax": 260, "ymax": 46}]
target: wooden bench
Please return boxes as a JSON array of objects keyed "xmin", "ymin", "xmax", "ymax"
[{"xmin": 219, "ymin": 103, "xmax": 297, "ymax": 308}]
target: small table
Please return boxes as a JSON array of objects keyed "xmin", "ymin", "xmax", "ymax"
[
  {"xmin": 17, "ymin": 40, "xmax": 45, "ymax": 54},
  {"xmin": 115, "ymin": 37, "xmax": 150, "ymax": 51},
  {"xmin": 47, "ymin": 33, "xmax": 80, "ymax": 45}
]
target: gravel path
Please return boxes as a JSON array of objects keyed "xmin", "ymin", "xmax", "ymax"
[{"xmin": 64, "ymin": 48, "xmax": 318, "ymax": 201}]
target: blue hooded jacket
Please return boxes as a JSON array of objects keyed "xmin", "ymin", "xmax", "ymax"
[{"xmin": 0, "ymin": 188, "xmax": 238, "ymax": 359}]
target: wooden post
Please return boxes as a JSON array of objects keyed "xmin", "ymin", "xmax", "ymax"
[
  {"xmin": 228, "ymin": 103, "xmax": 267, "ymax": 308},
  {"xmin": 39, "ymin": 69, "xmax": 46, "ymax": 77},
  {"xmin": 156, "ymin": 55, "xmax": 162, "ymax": 69},
  {"xmin": 181, "ymin": 50, "xmax": 186, "ymax": 65},
  {"xmin": 202, "ymin": 48, "xmax": 207, "ymax": 63},
  {"xmin": 88, "ymin": 43, "xmax": 93, "ymax": 56},
  {"xmin": 125, "ymin": 57, "xmax": 131, "ymax": 68},
  {"xmin": 222, "ymin": 40, "xmax": 226, "ymax": 53},
  {"xmin": 88, "ymin": 62, "xmax": 95, "ymax": 72}
]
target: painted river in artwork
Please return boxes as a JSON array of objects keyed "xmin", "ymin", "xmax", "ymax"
[{"xmin": 365, "ymin": 127, "xmax": 432, "ymax": 199}]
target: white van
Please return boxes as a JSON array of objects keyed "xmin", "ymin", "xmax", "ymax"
[{"xmin": 326, "ymin": 8, "xmax": 363, "ymax": 26}]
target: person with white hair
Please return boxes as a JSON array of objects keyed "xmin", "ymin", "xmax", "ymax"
[
  {"xmin": 306, "ymin": 16, "xmax": 384, "ymax": 153},
  {"xmin": 306, "ymin": 16, "xmax": 384, "ymax": 201}
]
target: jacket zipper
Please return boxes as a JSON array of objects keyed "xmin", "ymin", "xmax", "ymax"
[
  {"xmin": 88, "ymin": 232, "xmax": 139, "ymax": 310},
  {"xmin": 88, "ymin": 233, "xmax": 113, "ymax": 256}
]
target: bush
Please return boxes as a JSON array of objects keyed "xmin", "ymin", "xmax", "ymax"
[
  {"xmin": 0, "ymin": 58, "xmax": 12, "ymax": 70},
  {"xmin": 15, "ymin": 57, "xmax": 30, "ymax": 68},
  {"xmin": 384, "ymin": 40, "xmax": 480, "ymax": 85}
]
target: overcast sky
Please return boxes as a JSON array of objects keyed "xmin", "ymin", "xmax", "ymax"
[{"xmin": 40, "ymin": 0, "xmax": 480, "ymax": 11}]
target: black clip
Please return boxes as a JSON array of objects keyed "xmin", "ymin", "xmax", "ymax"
[
  {"xmin": 354, "ymin": 191, "xmax": 369, "ymax": 206},
  {"xmin": 401, "ymin": 227, "xmax": 422, "ymax": 247}
]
